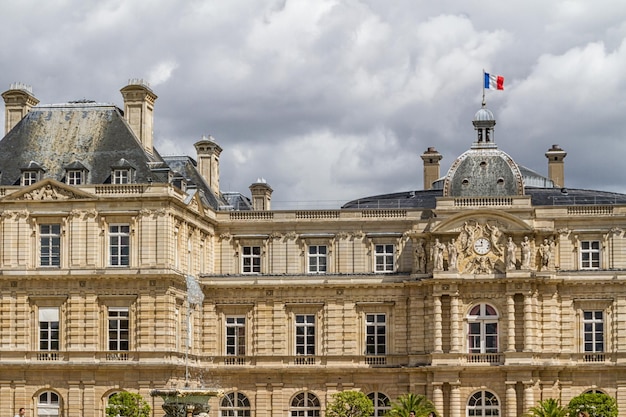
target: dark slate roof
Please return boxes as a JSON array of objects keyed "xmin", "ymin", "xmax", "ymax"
[
  {"xmin": 222, "ymin": 192, "xmax": 254, "ymax": 210},
  {"xmin": 0, "ymin": 102, "xmax": 228, "ymax": 210},
  {"xmin": 341, "ymin": 187, "xmax": 626, "ymax": 209},
  {"xmin": 0, "ymin": 103, "xmax": 159, "ymax": 185}
]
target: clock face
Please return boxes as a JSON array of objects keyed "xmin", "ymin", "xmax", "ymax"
[{"xmin": 473, "ymin": 238, "xmax": 491, "ymax": 255}]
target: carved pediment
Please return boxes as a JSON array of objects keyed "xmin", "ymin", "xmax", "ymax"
[{"xmin": 3, "ymin": 179, "xmax": 95, "ymax": 201}]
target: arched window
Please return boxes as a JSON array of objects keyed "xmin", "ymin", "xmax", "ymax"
[
  {"xmin": 290, "ymin": 392, "xmax": 320, "ymax": 417},
  {"xmin": 467, "ymin": 303, "xmax": 499, "ymax": 353},
  {"xmin": 220, "ymin": 391, "xmax": 251, "ymax": 417},
  {"xmin": 37, "ymin": 391, "xmax": 60, "ymax": 417},
  {"xmin": 467, "ymin": 390, "xmax": 499, "ymax": 416},
  {"xmin": 367, "ymin": 392, "xmax": 391, "ymax": 417}
]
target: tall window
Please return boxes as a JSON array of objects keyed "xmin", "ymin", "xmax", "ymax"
[
  {"xmin": 220, "ymin": 392, "xmax": 251, "ymax": 417},
  {"xmin": 583, "ymin": 310, "xmax": 604, "ymax": 353},
  {"xmin": 368, "ymin": 392, "xmax": 391, "ymax": 417},
  {"xmin": 467, "ymin": 390, "xmax": 500, "ymax": 416},
  {"xmin": 66, "ymin": 170, "xmax": 83, "ymax": 185},
  {"xmin": 580, "ymin": 240, "xmax": 601, "ymax": 269},
  {"xmin": 38, "ymin": 392, "xmax": 60, "ymax": 417},
  {"xmin": 374, "ymin": 244, "xmax": 394, "ymax": 273},
  {"xmin": 467, "ymin": 304, "xmax": 499, "ymax": 354},
  {"xmin": 295, "ymin": 314, "xmax": 315, "ymax": 355},
  {"xmin": 108, "ymin": 307, "xmax": 129, "ymax": 351},
  {"xmin": 226, "ymin": 317, "xmax": 246, "ymax": 356},
  {"xmin": 242, "ymin": 246, "xmax": 261, "ymax": 274},
  {"xmin": 109, "ymin": 224, "xmax": 130, "ymax": 266},
  {"xmin": 112, "ymin": 169, "xmax": 130, "ymax": 184},
  {"xmin": 365, "ymin": 313, "xmax": 386, "ymax": 355},
  {"xmin": 40, "ymin": 224, "xmax": 61, "ymax": 267},
  {"xmin": 290, "ymin": 392, "xmax": 320, "ymax": 417},
  {"xmin": 308, "ymin": 245, "xmax": 327, "ymax": 274},
  {"xmin": 39, "ymin": 307, "xmax": 59, "ymax": 351}
]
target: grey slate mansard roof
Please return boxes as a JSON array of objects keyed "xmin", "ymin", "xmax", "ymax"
[{"xmin": 0, "ymin": 102, "xmax": 227, "ymax": 210}]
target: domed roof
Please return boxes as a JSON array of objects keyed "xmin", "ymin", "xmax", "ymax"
[
  {"xmin": 474, "ymin": 107, "xmax": 495, "ymax": 122},
  {"xmin": 442, "ymin": 147, "xmax": 524, "ymax": 197}
]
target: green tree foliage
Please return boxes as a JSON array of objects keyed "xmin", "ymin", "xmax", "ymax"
[
  {"xmin": 386, "ymin": 393, "xmax": 437, "ymax": 417},
  {"xmin": 566, "ymin": 392, "xmax": 618, "ymax": 417},
  {"xmin": 325, "ymin": 391, "xmax": 374, "ymax": 417},
  {"xmin": 106, "ymin": 392, "xmax": 151, "ymax": 417},
  {"xmin": 523, "ymin": 398, "xmax": 567, "ymax": 417}
]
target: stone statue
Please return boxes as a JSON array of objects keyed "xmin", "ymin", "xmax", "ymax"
[
  {"xmin": 539, "ymin": 238, "xmax": 553, "ymax": 270},
  {"xmin": 447, "ymin": 239, "xmax": 458, "ymax": 271},
  {"xmin": 486, "ymin": 223, "xmax": 503, "ymax": 255},
  {"xmin": 414, "ymin": 239, "xmax": 426, "ymax": 273},
  {"xmin": 521, "ymin": 236, "xmax": 531, "ymax": 269},
  {"xmin": 505, "ymin": 236, "xmax": 517, "ymax": 270},
  {"xmin": 432, "ymin": 238, "xmax": 445, "ymax": 271}
]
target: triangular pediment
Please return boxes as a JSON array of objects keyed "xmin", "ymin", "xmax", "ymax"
[
  {"xmin": 183, "ymin": 189, "xmax": 205, "ymax": 215},
  {"xmin": 3, "ymin": 178, "xmax": 96, "ymax": 201}
]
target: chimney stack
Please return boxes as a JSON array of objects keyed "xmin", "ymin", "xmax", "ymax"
[
  {"xmin": 545, "ymin": 144, "xmax": 567, "ymax": 187},
  {"xmin": 120, "ymin": 79, "xmax": 157, "ymax": 155},
  {"xmin": 194, "ymin": 135, "xmax": 222, "ymax": 196},
  {"xmin": 2, "ymin": 83, "xmax": 39, "ymax": 135},
  {"xmin": 249, "ymin": 179, "xmax": 273, "ymax": 211},
  {"xmin": 420, "ymin": 147, "xmax": 443, "ymax": 190}
]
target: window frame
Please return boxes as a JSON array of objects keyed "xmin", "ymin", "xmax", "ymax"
[
  {"xmin": 580, "ymin": 240, "xmax": 601, "ymax": 270},
  {"xmin": 22, "ymin": 170, "xmax": 39, "ymax": 186},
  {"xmin": 108, "ymin": 307, "xmax": 130, "ymax": 351},
  {"xmin": 467, "ymin": 390, "xmax": 500, "ymax": 417},
  {"xmin": 109, "ymin": 224, "xmax": 130, "ymax": 267},
  {"xmin": 39, "ymin": 306, "xmax": 60, "ymax": 351},
  {"xmin": 374, "ymin": 243, "xmax": 395, "ymax": 273},
  {"xmin": 467, "ymin": 303, "xmax": 499, "ymax": 354},
  {"xmin": 241, "ymin": 245, "xmax": 261, "ymax": 274},
  {"xmin": 295, "ymin": 313, "xmax": 316, "ymax": 356},
  {"xmin": 112, "ymin": 169, "xmax": 131, "ymax": 184},
  {"xmin": 39, "ymin": 223, "xmax": 61, "ymax": 268},
  {"xmin": 66, "ymin": 170, "xmax": 84, "ymax": 185},
  {"xmin": 290, "ymin": 392, "xmax": 321, "ymax": 417},
  {"xmin": 225, "ymin": 316, "xmax": 246, "ymax": 356},
  {"xmin": 367, "ymin": 392, "xmax": 391, "ymax": 417},
  {"xmin": 220, "ymin": 391, "xmax": 251, "ymax": 417},
  {"xmin": 307, "ymin": 244, "xmax": 328, "ymax": 274},
  {"xmin": 365, "ymin": 313, "xmax": 387, "ymax": 356},
  {"xmin": 582, "ymin": 310, "xmax": 604, "ymax": 353},
  {"xmin": 37, "ymin": 391, "xmax": 61, "ymax": 417}
]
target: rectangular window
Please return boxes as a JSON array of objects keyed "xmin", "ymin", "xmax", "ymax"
[
  {"xmin": 375, "ymin": 244, "xmax": 394, "ymax": 273},
  {"xmin": 39, "ymin": 307, "xmax": 59, "ymax": 351},
  {"xmin": 109, "ymin": 224, "xmax": 130, "ymax": 266},
  {"xmin": 108, "ymin": 307, "xmax": 129, "ymax": 351},
  {"xmin": 580, "ymin": 240, "xmax": 600, "ymax": 269},
  {"xmin": 295, "ymin": 314, "xmax": 316, "ymax": 355},
  {"xmin": 40, "ymin": 224, "xmax": 61, "ymax": 267},
  {"xmin": 365, "ymin": 313, "xmax": 386, "ymax": 355},
  {"xmin": 242, "ymin": 246, "xmax": 261, "ymax": 274},
  {"xmin": 583, "ymin": 310, "xmax": 604, "ymax": 353},
  {"xmin": 112, "ymin": 169, "xmax": 130, "ymax": 184},
  {"xmin": 226, "ymin": 316, "xmax": 246, "ymax": 355},
  {"xmin": 23, "ymin": 171, "xmax": 38, "ymax": 186},
  {"xmin": 66, "ymin": 170, "xmax": 83, "ymax": 185},
  {"xmin": 308, "ymin": 245, "xmax": 327, "ymax": 274}
]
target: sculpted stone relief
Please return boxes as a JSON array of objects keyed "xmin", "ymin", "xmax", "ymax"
[{"xmin": 413, "ymin": 218, "xmax": 557, "ymax": 274}]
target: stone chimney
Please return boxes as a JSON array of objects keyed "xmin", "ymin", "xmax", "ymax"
[
  {"xmin": 420, "ymin": 147, "xmax": 443, "ymax": 190},
  {"xmin": 249, "ymin": 179, "xmax": 273, "ymax": 211},
  {"xmin": 545, "ymin": 144, "xmax": 567, "ymax": 187},
  {"xmin": 120, "ymin": 79, "xmax": 157, "ymax": 155},
  {"xmin": 2, "ymin": 83, "xmax": 39, "ymax": 135},
  {"xmin": 194, "ymin": 135, "xmax": 222, "ymax": 196}
]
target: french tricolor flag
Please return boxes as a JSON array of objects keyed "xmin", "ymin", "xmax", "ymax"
[{"xmin": 484, "ymin": 72, "xmax": 504, "ymax": 90}]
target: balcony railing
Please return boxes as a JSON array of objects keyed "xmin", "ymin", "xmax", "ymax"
[{"xmin": 466, "ymin": 353, "xmax": 503, "ymax": 364}]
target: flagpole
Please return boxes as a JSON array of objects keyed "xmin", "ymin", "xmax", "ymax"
[{"xmin": 482, "ymin": 69, "xmax": 486, "ymax": 107}]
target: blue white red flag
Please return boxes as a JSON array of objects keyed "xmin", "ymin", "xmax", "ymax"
[{"xmin": 484, "ymin": 73, "xmax": 504, "ymax": 90}]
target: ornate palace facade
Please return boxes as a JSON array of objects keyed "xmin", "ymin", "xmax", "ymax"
[{"xmin": 1, "ymin": 81, "xmax": 625, "ymax": 417}]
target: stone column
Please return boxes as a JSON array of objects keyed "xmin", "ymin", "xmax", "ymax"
[
  {"xmin": 450, "ymin": 382, "xmax": 462, "ymax": 417},
  {"xmin": 507, "ymin": 294, "xmax": 516, "ymax": 352},
  {"xmin": 523, "ymin": 381, "xmax": 535, "ymax": 413},
  {"xmin": 505, "ymin": 382, "xmax": 517, "ymax": 417},
  {"xmin": 523, "ymin": 292, "xmax": 533, "ymax": 352},
  {"xmin": 451, "ymin": 293, "xmax": 460, "ymax": 352},
  {"xmin": 432, "ymin": 383, "xmax": 444, "ymax": 416},
  {"xmin": 434, "ymin": 296, "xmax": 443, "ymax": 352}
]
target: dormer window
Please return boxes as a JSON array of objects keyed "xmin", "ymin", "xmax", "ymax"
[
  {"xmin": 64, "ymin": 161, "xmax": 88, "ymax": 186},
  {"xmin": 110, "ymin": 158, "xmax": 135, "ymax": 184},
  {"xmin": 20, "ymin": 161, "xmax": 45, "ymax": 186},
  {"xmin": 112, "ymin": 169, "xmax": 130, "ymax": 184},
  {"xmin": 22, "ymin": 170, "xmax": 39, "ymax": 186},
  {"xmin": 67, "ymin": 170, "xmax": 83, "ymax": 185}
]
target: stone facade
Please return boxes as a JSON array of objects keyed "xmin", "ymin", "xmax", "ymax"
[{"xmin": 1, "ymin": 83, "xmax": 625, "ymax": 417}]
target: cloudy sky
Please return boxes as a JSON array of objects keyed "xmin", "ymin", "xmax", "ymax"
[{"xmin": 1, "ymin": 0, "xmax": 626, "ymax": 209}]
